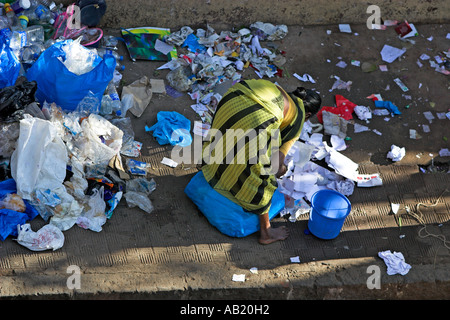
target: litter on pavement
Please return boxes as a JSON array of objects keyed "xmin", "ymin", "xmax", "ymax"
[{"xmin": 0, "ymin": 0, "xmax": 448, "ymax": 257}]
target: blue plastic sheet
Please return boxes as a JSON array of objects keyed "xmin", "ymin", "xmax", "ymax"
[
  {"xmin": 0, "ymin": 179, "xmax": 39, "ymax": 241},
  {"xmin": 185, "ymin": 171, "xmax": 285, "ymax": 238},
  {"xmin": 145, "ymin": 111, "xmax": 192, "ymax": 147},
  {"xmin": 26, "ymin": 40, "xmax": 116, "ymax": 112},
  {"xmin": 0, "ymin": 29, "xmax": 20, "ymax": 89}
]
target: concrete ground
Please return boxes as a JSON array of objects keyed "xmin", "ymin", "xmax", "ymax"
[{"xmin": 0, "ymin": 22, "xmax": 449, "ymax": 302}]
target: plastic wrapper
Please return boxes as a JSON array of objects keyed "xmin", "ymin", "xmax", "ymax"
[
  {"xmin": 124, "ymin": 191, "xmax": 154, "ymax": 214},
  {"xmin": 0, "ymin": 193, "xmax": 26, "ymax": 212},
  {"xmin": 166, "ymin": 66, "xmax": 193, "ymax": 92},
  {"xmin": 126, "ymin": 177, "xmax": 156, "ymax": 195},
  {"xmin": 164, "ymin": 26, "xmax": 194, "ymax": 46},
  {"xmin": 126, "ymin": 159, "xmax": 150, "ymax": 176},
  {"xmin": 16, "ymin": 223, "xmax": 64, "ymax": 251}
]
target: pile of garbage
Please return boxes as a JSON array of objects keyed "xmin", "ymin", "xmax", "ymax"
[
  {"xmin": 0, "ymin": 0, "xmax": 293, "ymax": 250},
  {"xmin": 0, "ymin": 0, "xmax": 158, "ymax": 251},
  {"xmin": 159, "ymin": 22, "xmax": 289, "ymax": 126}
]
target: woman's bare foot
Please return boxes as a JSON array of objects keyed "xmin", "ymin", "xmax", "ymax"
[
  {"xmin": 259, "ymin": 226, "xmax": 289, "ymax": 245},
  {"xmin": 258, "ymin": 212, "xmax": 289, "ymax": 244}
]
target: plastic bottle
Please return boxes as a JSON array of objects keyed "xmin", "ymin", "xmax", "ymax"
[
  {"xmin": 100, "ymin": 95, "xmax": 113, "ymax": 115},
  {"xmin": 32, "ymin": 0, "xmax": 54, "ymax": 24},
  {"xmin": 4, "ymin": 3, "xmax": 21, "ymax": 30},
  {"xmin": 115, "ymin": 61, "xmax": 125, "ymax": 71},
  {"xmin": 39, "ymin": 0, "xmax": 56, "ymax": 11},
  {"xmin": 96, "ymin": 48, "xmax": 124, "ymax": 62},
  {"xmin": 10, "ymin": 0, "xmax": 31, "ymax": 14},
  {"xmin": 105, "ymin": 83, "xmax": 122, "ymax": 115},
  {"xmin": 21, "ymin": 42, "xmax": 44, "ymax": 63},
  {"xmin": 118, "ymin": 93, "xmax": 133, "ymax": 117},
  {"xmin": 18, "ymin": 15, "xmax": 28, "ymax": 28},
  {"xmin": 0, "ymin": 16, "xmax": 9, "ymax": 30},
  {"xmin": 24, "ymin": 24, "xmax": 44, "ymax": 44},
  {"xmin": 9, "ymin": 30, "xmax": 27, "ymax": 58},
  {"xmin": 94, "ymin": 48, "xmax": 125, "ymax": 71}
]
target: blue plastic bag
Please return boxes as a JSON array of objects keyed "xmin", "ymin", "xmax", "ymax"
[
  {"xmin": 26, "ymin": 40, "xmax": 116, "ymax": 112},
  {"xmin": 0, "ymin": 29, "xmax": 21, "ymax": 89},
  {"xmin": 185, "ymin": 171, "xmax": 285, "ymax": 237},
  {"xmin": 182, "ymin": 33, "xmax": 207, "ymax": 53},
  {"xmin": 145, "ymin": 111, "xmax": 192, "ymax": 147},
  {"xmin": 0, "ymin": 179, "xmax": 39, "ymax": 241},
  {"xmin": 375, "ymin": 100, "xmax": 401, "ymax": 115}
]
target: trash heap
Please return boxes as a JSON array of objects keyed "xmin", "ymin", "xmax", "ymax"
[
  {"xmin": 159, "ymin": 22, "xmax": 289, "ymax": 126},
  {"xmin": 0, "ymin": 0, "xmax": 157, "ymax": 251}
]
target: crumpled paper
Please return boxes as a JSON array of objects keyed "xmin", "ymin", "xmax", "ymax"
[
  {"xmin": 387, "ymin": 145, "xmax": 405, "ymax": 162},
  {"xmin": 378, "ymin": 250, "xmax": 411, "ymax": 275},
  {"xmin": 354, "ymin": 105, "xmax": 372, "ymax": 121}
]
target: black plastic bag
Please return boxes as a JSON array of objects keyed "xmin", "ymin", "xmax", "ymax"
[{"xmin": 0, "ymin": 81, "xmax": 38, "ymax": 122}]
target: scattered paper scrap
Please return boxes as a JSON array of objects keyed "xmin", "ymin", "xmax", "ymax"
[
  {"xmin": 293, "ymin": 73, "xmax": 316, "ymax": 83},
  {"xmin": 250, "ymin": 267, "xmax": 258, "ymax": 274},
  {"xmin": 161, "ymin": 157, "xmax": 178, "ymax": 168},
  {"xmin": 290, "ymin": 256, "xmax": 301, "ymax": 263},
  {"xmin": 380, "ymin": 44, "xmax": 406, "ymax": 63},
  {"xmin": 391, "ymin": 203, "xmax": 400, "ymax": 214},
  {"xmin": 155, "ymin": 39, "xmax": 175, "ymax": 55},
  {"xmin": 232, "ymin": 274, "xmax": 246, "ymax": 282},
  {"xmin": 356, "ymin": 174, "xmax": 383, "ymax": 187},
  {"xmin": 193, "ymin": 121, "xmax": 211, "ymax": 137},
  {"xmin": 439, "ymin": 148, "xmax": 450, "ymax": 157},
  {"xmin": 393, "ymin": 78, "xmax": 409, "ymax": 92},
  {"xmin": 336, "ymin": 61, "xmax": 347, "ymax": 68},
  {"xmin": 339, "ymin": 24, "xmax": 352, "ymax": 33}
]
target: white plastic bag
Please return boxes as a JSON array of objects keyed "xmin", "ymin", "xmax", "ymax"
[
  {"xmin": 11, "ymin": 116, "xmax": 68, "ymax": 201},
  {"xmin": 16, "ymin": 223, "xmax": 64, "ymax": 251},
  {"xmin": 76, "ymin": 187, "xmax": 107, "ymax": 232},
  {"xmin": 76, "ymin": 113, "xmax": 123, "ymax": 166}
]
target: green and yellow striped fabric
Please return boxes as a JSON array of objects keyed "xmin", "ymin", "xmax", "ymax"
[{"xmin": 202, "ymin": 79, "xmax": 305, "ymax": 215}]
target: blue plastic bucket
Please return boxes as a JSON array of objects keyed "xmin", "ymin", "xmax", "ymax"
[{"xmin": 308, "ymin": 190, "xmax": 351, "ymax": 240}]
